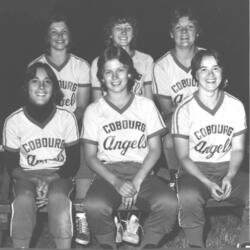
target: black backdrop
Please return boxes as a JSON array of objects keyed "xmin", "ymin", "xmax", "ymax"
[{"xmin": 0, "ymin": 0, "xmax": 249, "ymax": 138}]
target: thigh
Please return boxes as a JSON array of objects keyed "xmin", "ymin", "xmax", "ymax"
[
  {"xmin": 13, "ymin": 179, "xmax": 36, "ymax": 198},
  {"xmin": 48, "ymin": 178, "xmax": 74, "ymax": 196}
]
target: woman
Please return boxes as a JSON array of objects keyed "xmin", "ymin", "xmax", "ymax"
[
  {"xmin": 172, "ymin": 49, "xmax": 249, "ymax": 248},
  {"xmin": 91, "ymin": 15, "xmax": 154, "ymax": 100},
  {"xmin": 153, "ymin": 6, "xmax": 202, "ymax": 177},
  {"xmin": 81, "ymin": 46, "xmax": 178, "ymax": 249},
  {"xmin": 3, "ymin": 62, "xmax": 79, "ymax": 249}
]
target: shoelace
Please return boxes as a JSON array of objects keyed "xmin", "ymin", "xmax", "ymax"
[
  {"xmin": 121, "ymin": 218, "xmax": 144, "ymax": 236},
  {"xmin": 77, "ymin": 216, "xmax": 89, "ymax": 234}
]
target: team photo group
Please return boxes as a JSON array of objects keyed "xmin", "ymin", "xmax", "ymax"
[{"xmin": 0, "ymin": 0, "xmax": 249, "ymax": 249}]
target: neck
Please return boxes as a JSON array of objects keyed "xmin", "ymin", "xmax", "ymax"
[
  {"xmin": 107, "ymin": 91, "xmax": 132, "ymax": 108},
  {"xmin": 121, "ymin": 46, "xmax": 134, "ymax": 57},
  {"xmin": 174, "ymin": 46, "xmax": 196, "ymax": 66},
  {"xmin": 198, "ymin": 89, "xmax": 221, "ymax": 109},
  {"xmin": 48, "ymin": 49, "xmax": 68, "ymax": 65}
]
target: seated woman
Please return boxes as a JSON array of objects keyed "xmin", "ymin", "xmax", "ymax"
[
  {"xmin": 172, "ymin": 49, "xmax": 249, "ymax": 248},
  {"xmin": 3, "ymin": 62, "xmax": 79, "ymax": 249},
  {"xmin": 81, "ymin": 46, "xmax": 178, "ymax": 249}
]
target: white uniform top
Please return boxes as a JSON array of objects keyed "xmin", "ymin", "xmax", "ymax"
[
  {"xmin": 91, "ymin": 50, "xmax": 154, "ymax": 96},
  {"xmin": 153, "ymin": 49, "xmax": 201, "ymax": 106},
  {"xmin": 3, "ymin": 105, "xmax": 79, "ymax": 170},
  {"xmin": 81, "ymin": 94, "xmax": 166, "ymax": 163},
  {"xmin": 29, "ymin": 54, "xmax": 90, "ymax": 113},
  {"xmin": 172, "ymin": 91, "xmax": 247, "ymax": 162}
]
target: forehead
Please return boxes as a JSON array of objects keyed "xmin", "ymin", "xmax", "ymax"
[
  {"xmin": 174, "ymin": 16, "xmax": 196, "ymax": 26},
  {"xmin": 34, "ymin": 67, "xmax": 48, "ymax": 76},
  {"xmin": 200, "ymin": 55, "xmax": 218, "ymax": 66},
  {"xmin": 113, "ymin": 22, "xmax": 133, "ymax": 28},
  {"xmin": 49, "ymin": 21, "xmax": 68, "ymax": 31},
  {"xmin": 103, "ymin": 59, "xmax": 127, "ymax": 70}
]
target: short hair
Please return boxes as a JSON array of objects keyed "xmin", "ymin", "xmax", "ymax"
[
  {"xmin": 44, "ymin": 12, "xmax": 72, "ymax": 53},
  {"xmin": 24, "ymin": 62, "xmax": 64, "ymax": 104},
  {"xmin": 103, "ymin": 16, "xmax": 138, "ymax": 50},
  {"xmin": 191, "ymin": 49, "xmax": 227, "ymax": 89},
  {"xmin": 97, "ymin": 46, "xmax": 139, "ymax": 92},
  {"xmin": 169, "ymin": 6, "xmax": 202, "ymax": 35}
]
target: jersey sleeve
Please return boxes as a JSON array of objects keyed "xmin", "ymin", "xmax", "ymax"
[
  {"xmin": 77, "ymin": 59, "xmax": 90, "ymax": 86},
  {"xmin": 3, "ymin": 116, "xmax": 20, "ymax": 152},
  {"xmin": 63, "ymin": 112, "xmax": 79, "ymax": 146},
  {"xmin": 143, "ymin": 56, "xmax": 154, "ymax": 85},
  {"xmin": 152, "ymin": 61, "xmax": 172, "ymax": 98},
  {"xmin": 90, "ymin": 57, "xmax": 102, "ymax": 90},
  {"xmin": 81, "ymin": 104, "xmax": 98, "ymax": 145},
  {"xmin": 233, "ymin": 101, "xmax": 247, "ymax": 136},
  {"xmin": 172, "ymin": 105, "xmax": 190, "ymax": 139},
  {"xmin": 145, "ymin": 100, "xmax": 166, "ymax": 138}
]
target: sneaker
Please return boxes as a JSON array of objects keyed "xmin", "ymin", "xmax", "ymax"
[
  {"xmin": 122, "ymin": 214, "xmax": 142, "ymax": 245},
  {"xmin": 114, "ymin": 216, "xmax": 123, "ymax": 243},
  {"xmin": 237, "ymin": 243, "xmax": 250, "ymax": 248},
  {"xmin": 75, "ymin": 212, "xmax": 90, "ymax": 245}
]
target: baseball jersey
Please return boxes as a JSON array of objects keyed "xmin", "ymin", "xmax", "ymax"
[
  {"xmin": 91, "ymin": 50, "xmax": 154, "ymax": 96},
  {"xmin": 81, "ymin": 94, "xmax": 166, "ymax": 163},
  {"xmin": 29, "ymin": 54, "xmax": 90, "ymax": 113},
  {"xmin": 3, "ymin": 105, "xmax": 79, "ymax": 171},
  {"xmin": 172, "ymin": 91, "xmax": 247, "ymax": 162},
  {"xmin": 153, "ymin": 49, "xmax": 201, "ymax": 106}
]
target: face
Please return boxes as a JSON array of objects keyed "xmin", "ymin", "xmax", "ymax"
[
  {"xmin": 111, "ymin": 22, "xmax": 134, "ymax": 48},
  {"xmin": 48, "ymin": 21, "xmax": 70, "ymax": 51},
  {"xmin": 102, "ymin": 59, "xmax": 129, "ymax": 94},
  {"xmin": 196, "ymin": 55, "xmax": 222, "ymax": 93},
  {"xmin": 28, "ymin": 67, "xmax": 53, "ymax": 106},
  {"xmin": 170, "ymin": 16, "xmax": 198, "ymax": 49}
]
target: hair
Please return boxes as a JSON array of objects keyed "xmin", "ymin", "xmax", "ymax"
[
  {"xmin": 24, "ymin": 62, "xmax": 64, "ymax": 104},
  {"xmin": 191, "ymin": 49, "xmax": 227, "ymax": 89},
  {"xmin": 103, "ymin": 15, "xmax": 138, "ymax": 50},
  {"xmin": 169, "ymin": 6, "xmax": 202, "ymax": 36},
  {"xmin": 44, "ymin": 11, "xmax": 72, "ymax": 54},
  {"xmin": 97, "ymin": 46, "xmax": 139, "ymax": 92}
]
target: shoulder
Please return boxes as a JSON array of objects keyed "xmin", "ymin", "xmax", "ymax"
[
  {"xmin": 175, "ymin": 94, "xmax": 195, "ymax": 114},
  {"xmin": 28, "ymin": 54, "xmax": 46, "ymax": 67},
  {"xmin": 224, "ymin": 92, "xmax": 246, "ymax": 109},
  {"xmin": 70, "ymin": 54, "xmax": 90, "ymax": 68},
  {"xmin": 4, "ymin": 108, "xmax": 24, "ymax": 128},
  {"xmin": 55, "ymin": 106, "xmax": 76, "ymax": 120},
  {"xmin": 134, "ymin": 50, "xmax": 153, "ymax": 62},
  {"xmin": 154, "ymin": 51, "xmax": 172, "ymax": 69}
]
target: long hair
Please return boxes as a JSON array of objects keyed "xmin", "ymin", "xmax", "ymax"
[
  {"xmin": 97, "ymin": 46, "xmax": 139, "ymax": 92},
  {"xmin": 23, "ymin": 62, "xmax": 64, "ymax": 104}
]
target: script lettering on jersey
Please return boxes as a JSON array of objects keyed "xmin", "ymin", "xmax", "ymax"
[
  {"xmin": 23, "ymin": 138, "xmax": 65, "ymax": 153},
  {"xmin": 102, "ymin": 120, "xmax": 147, "ymax": 155},
  {"xmin": 59, "ymin": 80, "xmax": 77, "ymax": 107},
  {"xmin": 193, "ymin": 124, "xmax": 233, "ymax": 159},
  {"xmin": 132, "ymin": 74, "xmax": 143, "ymax": 95},
  {"xmin": 171, "ymin": 78, "xmax": 197, "ymax": 94}
]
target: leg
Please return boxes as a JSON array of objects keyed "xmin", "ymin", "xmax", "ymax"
[
  {"xmin": 11, "ymin": 179, "xmax": 37, "ymax": 248},
  {"xmin": 177, "ymin": 173, "xmax": 210, "ymax": 248},
  {"xmin": 47, "ymin": 178, "xmax": 74, "ymax": 249},
  {"xmin": 136, "ymin": 175, "xmax": 178, "ymax": 248},
  {"xmin": 85, "ymin": 178, "xmax": 121, "ymax": 250}
]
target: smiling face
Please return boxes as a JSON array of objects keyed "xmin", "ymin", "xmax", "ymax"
[
  {"xmin": 196, "ymin": 55, "xmax": 222, "ymax": 93},
  {"xmin": 102, "ymin": 59, "xmax": 129, "ymax": 94},
  {"xmin": 111, "ymin": 22, "xmax": 134, "ymax": 48},
  {"xmin": 170, "ymin": 16, "xmax": 198, "ymax": 49},
  {"xmin": 48, "ymin": 21, "xmax": 70, "ymax": 51},
  {"xmin": 28, "ymin": 67, "xmax": 53, "ymax": 106}
]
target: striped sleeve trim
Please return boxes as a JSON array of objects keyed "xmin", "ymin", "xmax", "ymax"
[
  {"xmin": 233, "ymin": 129, "xmax": 247, "ymax": 137},
  {"xmin": 172, "ymin": 134, "xmax": 189, "ymax": 139},
  {"xmin": 148, "ymin": 128, "xmax": 167, "ymax": 139},
  {"xmin": 144, "ymin": 81, "xmax": 152, "ymax": 86},
  {"xmin": 78, "ymin": 83, "xmax": 91, "ymax": 87},
  {"xmin": 64, "ymin": 139, "xmax": 79, "ymax": 147},
  {"xmin": 3, "ymin": 146, "xmax": 20, "ymax": 153},
  {"xmin": 80, "ymin": 138, "xmax": 98, "ymax": 145},
  {"xmin": 154, "ymin": 94, "xmax": 172, "ymax": 100},
  {"xmin": 92, "ymin": 86, "xmax": 102, "ymax": 91}
]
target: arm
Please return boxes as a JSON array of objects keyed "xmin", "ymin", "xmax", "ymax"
[
  {"xmin": 144, "ymin": 83, "xmax": 153, "ymax": 100},
  {"xmin": 174, "ymin": 137, "xmax": 224, "ymax": 201},
  {"xmin": 74, "ymin": 86, "xmax": 91, "ymax": 121},
  {"xmin": 92, "ymin": 88, "xmax": 103, "ymax": 101}
]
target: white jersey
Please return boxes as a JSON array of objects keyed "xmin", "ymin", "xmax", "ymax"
[
  {"xmin": 81, "ymin": 94, "xmax": 166, "ymax": 163},
  {"xmin": 3, "ymin": 105, "xmax": 79, "ymax": 170},
  {"xmin": 91, "ymin": 50, "xmax": 154, "ymax": 96},
  {"xmin": 153, "ymin": 49, "xmax": 200, "ymax": 106},
  {"xmin": 172, "ymin": 91, "xmax": 247, "ymax": 162},
  {"xmin": 29, "ymin": 54, "xmax": 90, "ymax": 113}
]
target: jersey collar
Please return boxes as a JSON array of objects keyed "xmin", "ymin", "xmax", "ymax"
[
  {"xmin": 104, "ymin": 93, "xmax": 135, "ymax": 114},
  {"xmin": 45, "ymin": 53, "xmax": 71, "ymax": 72},
  {"xmin": 23, "ymin": 104, "xmax": 57, "ymax": 129},
  {"xmin": 194, "ymin": 91, "xmax": 224, "ymax": 116}
]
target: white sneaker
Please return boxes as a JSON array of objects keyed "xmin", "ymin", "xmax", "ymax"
[
  {"xmin": 122, "ymin": 214, "xmax": 142, "ymax": 245},
  {"xmin": 114, "ymin": 216, "xmax": 123, "ymax": 243},
  {"xmin": 75, "ymin": 212, "xmax": 90, "ymax": 245}
]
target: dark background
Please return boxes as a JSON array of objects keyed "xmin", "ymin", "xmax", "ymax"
[{"xmin": 0, "ymin": 0, "xmax": 249, "ymax": 147}]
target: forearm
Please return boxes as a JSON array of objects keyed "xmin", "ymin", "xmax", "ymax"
[{"xmin": 74, "ymin": 106, "xmax": 84, "ymax": 121}]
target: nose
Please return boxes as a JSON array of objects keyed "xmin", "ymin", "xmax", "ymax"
[
  {"xmin": 208, "ymin": 69, "xmax": 215, "ymax": 77},
  {"xmin": 181, "ymin": 27, "xmax": 188, "ymax": 33},
  {"xmin": 39, "ymin": 81, "xmax": 45, "ymax": 89},
  {"xmin": 112, "ymin": 72, "xmax": 118, "ymax": 80}
]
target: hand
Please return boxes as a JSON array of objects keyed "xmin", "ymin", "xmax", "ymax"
[
  {"xmin": 122, "ymin": 196, "xmax": 134, "ymax": 210},
  {"xmin": 36, "ymin": 179, "xmax": 49, "ymax": 200},
  {"xmin": 221, "ymin": 176, "xmax": 232, "ymax": 200},
  {"xmin": 209, "ymin": 182, "xmax": 224, "ymax": 201},
  {"xmin": 114, "ymin": 178, "xmax": 137, "ymax": 198},
  {"xmin": 36, "ymin": 197, "xmax": 48, "ymax": 209}
]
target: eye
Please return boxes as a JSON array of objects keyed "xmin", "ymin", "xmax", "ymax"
[
  {"xmin": 213, "ymin": 66, "xmax": 221, "ymax": 71},
  {"xmin": 44, "ymin": 78, "xmax": 53, "ymax": 85},
  {"xmin": 30, "ymin": 78, "xmax": 39, "ymax": 84}
]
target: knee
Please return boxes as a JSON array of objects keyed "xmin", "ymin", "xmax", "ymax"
[
  {"xmin": 48, "ymin": 192, "xmax": 70, "ymax": 209},
  {"xmin": 178, "ymin": 188, "xmax": 203, "ymax": 209},
  {"xmin": 14, "ymin": 191, "xmax": 35, "ymax": 208}
]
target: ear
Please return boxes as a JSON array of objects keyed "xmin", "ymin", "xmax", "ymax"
[
  {"xmin": 170, "ymin": 32, "xmax": 174, "ymax": 39},
  {"xmin": 128, "ymin": 73, "xmax": 131, "ymax": 78}
]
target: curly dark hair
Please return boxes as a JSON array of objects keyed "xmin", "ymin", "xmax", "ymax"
[
  {"xmin": 23, "ymin": 62, "xmax": 64, "ymax": 104},
  {"xmin": 97, "ymin": 46, "xmax": 140, "ymax": 92},
  {"xmin": 103, "ymin": 15, "xmax": 138, "ymax": 50}
]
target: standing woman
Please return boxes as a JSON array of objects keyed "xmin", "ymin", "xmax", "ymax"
[
  {"xmin": 172, "ymin": 49, "xmax": 249, "ymax": 248},
  {"xmin": 153, "ymin": 7, "xmax": 202, "ymax": 175},
  {"xmin": 91, "ymin": 15, "xmax": 154, "ymax": 100},
  {"xmin": 81, "ymin": 46, "xmax": 178, "ymax": 249},
  {"xmin": 3, "ymin": 62, "xmax": 79, "ymax": 249}
]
